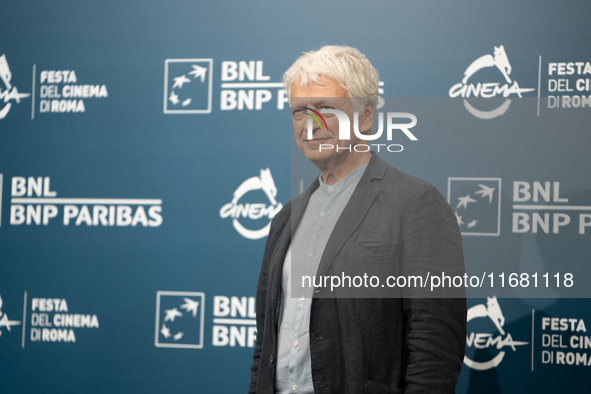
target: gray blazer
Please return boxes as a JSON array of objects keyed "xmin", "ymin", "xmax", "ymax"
[{"xmin": 249, "ymin": 153, "xmax": 466, "ymax": 394}]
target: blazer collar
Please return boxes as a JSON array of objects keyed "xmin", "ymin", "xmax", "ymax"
[{"xmin": 365, "ymin": 151, "xmax": 388, "ymax": 181}]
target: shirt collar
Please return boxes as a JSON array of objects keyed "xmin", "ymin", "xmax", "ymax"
[{"xmin": 318, "ymin": 163, "xmax": 368, "ymax": 196}]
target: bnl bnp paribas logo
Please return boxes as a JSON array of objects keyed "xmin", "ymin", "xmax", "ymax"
[
  {"xmin": 0, "ymin": 54, "xmax": 30, "ymax": 120},
  {"xmin": 163, "ymin": 59, "xmax": 213, "ymax": 114},
  {"xmin": 220, "ymin": 169, "xmax": 283, "ymax": 240},
  {"xmin": 449, "ymin": 45, "xmax": 534, "ymax": 119},
  {"xmin": 449, "ymin": 178, "xmax": 591, "ymax": 236},
  {"xmin": 464, "ymin": 296, "xmax": 528, "ymax": 370},
  {"xmin": 0, "ymin": 174, "xmax": 163, "ymax": 228},
  {"xmin": 163, "ymin": 58, "xmax": 286, "ymax": 113}
]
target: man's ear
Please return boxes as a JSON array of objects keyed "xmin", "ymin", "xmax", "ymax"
[{"xmin": 360, "ymin": 103, "xmax": 376, "ymax": 135}]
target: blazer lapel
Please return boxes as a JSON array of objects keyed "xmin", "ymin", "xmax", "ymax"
[
  {"xmin": 316, "ymin": 153, "xmax": 388, "ymax": 278},
  {"xmin": 269, "ymin": 179, "xmax": 320, "ymax": 326},
  {"xmin": 291, "ymin": 177, "xmax": 320, "ymax": 232}
]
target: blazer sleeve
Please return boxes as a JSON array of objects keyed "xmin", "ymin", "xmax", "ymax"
[
  {"xmin": 248, "ymin": 213, "xmax": 279, "ymax": 394},
  {"xmin": 399, "ymin": 185, "xmax": 467, "ymax": 394}
]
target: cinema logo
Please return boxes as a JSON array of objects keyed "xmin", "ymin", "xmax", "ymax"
[
  {"xmin": 449, "ymin": 45, "xmax": 534, "ymax": 119},
  {"xmin": 3, "ymin": 175, "xmax": 162, "ymax": 227},
  {"xmin": 464, "ymin": 296, "xmax": 528, "ymax": 370},
  {"xmin": 220, "ymin": 169, "xmax": 282, "ymax": 240},
  {"xmin": 0, "ymin": 293, "xmax": 22, "ymax": 340},
  {"xmin": 307, "ymin": 108, "xmax": 417, "ymax": 153},
  {"xmin": 0, "ymin": 54, "xmax": 31, "ymax": 120}
]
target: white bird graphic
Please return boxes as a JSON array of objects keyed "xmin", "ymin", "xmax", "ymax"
[
  {"xmin": 164, "ymin": 308, "xmax": 182, "ymax": 322},
  {"xmin": 181, "ymin": 298, "xmax": 200, "ymax": 317},
  {"xmin": 169, "ymin": 91, "xmax": 180, "ymax": 105},
  {"xmin": 160, "ymin": 324, "xmax": 171, "ymax": 339},
  {"xmin": 475, "ymin": 184, "xmax": 495, "ymax": 203},
  {"xmin": 456, "ymin": 195, "xmax": 477, "ymax": 209},
  {"xmin": 189, "ymin": 65, "xmax": 207, "ymax": 82},
  {"xmin": 174, "ymin": 332, "xmax": 184, "ymax": 341},
  {"xmin": 172, "ymin": 75, "xmax": 191, "ymax": 89},
  {"xmin": 455, "ymin": 211, "xmax": 464, "ymax": 226},
  {"xmin": 467, "ymin": 220, "xmax": 478, "ymax": 228},
  {"xmin": 182, "ymin": 98, "xmax": 192, "ymax": 107}
]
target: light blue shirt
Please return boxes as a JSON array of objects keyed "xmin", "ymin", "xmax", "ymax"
[{"xmin": 275, "ymin": 164, "xmax": 368, "ymax": 394}]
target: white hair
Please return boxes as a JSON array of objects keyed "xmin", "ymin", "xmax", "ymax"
[{"xmin": 283, "ymin": 45, "xmax": 379, "ymax": 114}]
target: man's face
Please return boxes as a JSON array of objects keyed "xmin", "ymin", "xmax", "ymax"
[{"xmin": 290, "ymin": 77, "xmax": 373, "ymax": 167}]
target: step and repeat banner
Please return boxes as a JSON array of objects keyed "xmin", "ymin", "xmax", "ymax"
[{"xmin": 1, "ymin": 1, "xmax": 590, "ymax": 393}]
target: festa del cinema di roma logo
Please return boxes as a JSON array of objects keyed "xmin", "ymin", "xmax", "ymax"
[
  {"xmin": 464, "ymin": 296, "xmax": 528, "ymax": 370},
  {"xmin": 219, "ymin": 169, "xmax": 282, "ymax": 240},
  {"xmin": 0, "ymin": 54, "xmax": 30, "ymax": 120},
  {"xmin": 449, "ymin": 45, "xmax": 534, "ymax": 119}
]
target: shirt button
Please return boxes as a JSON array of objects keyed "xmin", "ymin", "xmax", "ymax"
[
  {"xmin": 307, "ymin": 252, "xmax": 312, "ymax": 258},
  {"xmin": 294, "ymin": 340, "xmax": 299, "ymax": 347},
  {"xmin": 319, "ymin": 211, "xmax": 325, "ymax": 217},
  {"xmin": 270, "ymin": 354, "xmax": 274, "ymax": 363},
  {"xmin": 293, "ymin": 384, "xmax": 298, "ymax": 391},
  {"xmin": 328, "ymin": 186, "xmax": 334, "ymax": 191}
]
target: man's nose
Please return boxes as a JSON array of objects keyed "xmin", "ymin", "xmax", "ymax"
[{"xmin": 305, "ymin": 119, "xmax": 324, "ymax": 139}]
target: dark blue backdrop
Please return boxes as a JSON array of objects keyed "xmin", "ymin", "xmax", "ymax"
[{"xmin": 1, "ymin": 1, "xmax": 590, "ymax": 392}]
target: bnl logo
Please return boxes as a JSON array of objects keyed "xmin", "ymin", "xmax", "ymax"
[
  {"xmin": 163, "ymin": 59, "xmax": 212, "ymax": 114},
  {"xmin": 154, "ymin": 291, "xmax": 204, "ymax": 349},
  {"xmin": 448, "ymin": 178, "xmax": 502, "ymax": 236}
]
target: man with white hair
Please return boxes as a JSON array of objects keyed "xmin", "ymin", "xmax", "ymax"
[{"xmin": 249, "ymin": 45, "xmax": 466, "ymax": 394}]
